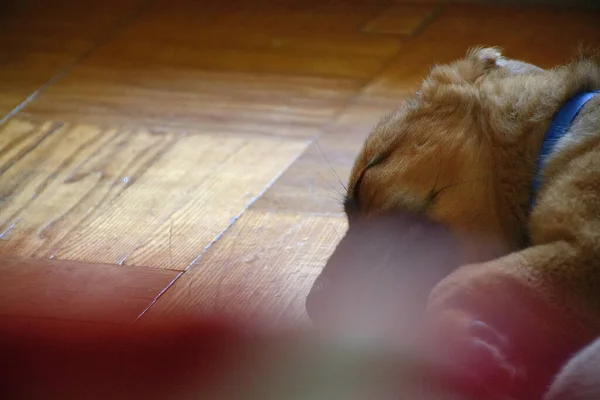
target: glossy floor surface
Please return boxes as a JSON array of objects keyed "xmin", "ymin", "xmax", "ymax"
[{"xmin": 1, "ymin": 0, "xmax": 599, "ymax": 330}]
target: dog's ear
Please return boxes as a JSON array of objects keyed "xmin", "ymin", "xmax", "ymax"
[
  {"xmin": 422, "ymin": 47, "xmax": 502, "ymax": 89},
  {"xmin": 466, "ymin": 46, "xmax": 503, "ymax": 72},
  {"xmin": 470, "ymin": 46, "xmax": 546, "ymax": 76}
]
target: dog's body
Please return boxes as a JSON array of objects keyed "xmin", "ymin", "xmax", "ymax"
[{"xmin": 306, "ymin": 48, "xmax": 600, "ymax": 398}]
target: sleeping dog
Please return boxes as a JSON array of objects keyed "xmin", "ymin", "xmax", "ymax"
[{"xmin": 306, "ymin": 47, "xmax": 600, "ymax": 399}]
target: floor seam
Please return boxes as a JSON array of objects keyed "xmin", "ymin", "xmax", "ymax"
[
  {"xmin": 132, "ymin": 138, "xmax": 316, "ymax": 322},
  {"xmin": 0, "ymin": 0, "xmax": 158, "ymax": 127},
  {"xmin": 314, "ymin": 1, "xmax": 445, "ymax": 140}
]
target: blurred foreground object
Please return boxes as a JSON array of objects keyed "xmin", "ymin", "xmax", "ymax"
[{"xmin": 0, "ymin": 315, "xmax": 504, "ymax": 400}]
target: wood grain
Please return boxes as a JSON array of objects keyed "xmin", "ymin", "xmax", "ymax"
[
  {"xmin": 363, "ymin": 4, "xmax": 600, "ymax": 99},
  {"xmin": 0, "ymin": 0, "xmax": 145, "ymax": 119},
  {"xmin": 141, "ymin": 0, "xmax": 387, "ymax": 33},
  {"xmin": 0, "ymin": 255, "xmax": 178, "ymax": 323},
  {"xmin": 363, "ymin": 4, "xmax": 438, "ymax": 35},
  {"xmin": 119, "ymin": 22, "xmax": 404, "ymax": 58},
  {"xmin": 93, "ymin": 44, "xmax": 386, "ymax": 79},
  {"xmin": 21, "ymin": 68, "xmax": 360, "ymax": 137},
  {"xmin": 14, "ymin": 0, "xmax": 432, "ymax": 133},
  {"xmin": 141, "ymin": 210, "xmax": 346, "ymax": 324},
  {"xmin": 0, "ymin": 118, "xmax": 309, "ymax": 270}
]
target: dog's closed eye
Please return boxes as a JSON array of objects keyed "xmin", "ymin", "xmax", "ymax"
[{"xmin": 347, "ymin": 154, "xmax": 391, "ymax": 214}]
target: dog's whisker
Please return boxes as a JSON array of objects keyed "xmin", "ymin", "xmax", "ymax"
[
  {"xmin": 315, "ymin": 139, "xmax": 347, "ymax": 192},
  {"xmin": 324, "ymin": 193, "xmax": 346, "ymax": 204},
  {"xmin": 319, "ymin": 172, "xmax": 346, "ymax": 198}
]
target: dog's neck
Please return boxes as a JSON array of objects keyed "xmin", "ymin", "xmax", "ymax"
[
  {"xmin": 482, "ymin": 61, "xmax": 600, "ymax": 248},
  {"xmin": 529, "ymin": 90, "xmax": 600, "ymax": 209}
]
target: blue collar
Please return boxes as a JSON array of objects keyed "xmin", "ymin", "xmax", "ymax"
[{"xmin": 529, "ymin": 90, "xmax": 600, "ymax": 209}]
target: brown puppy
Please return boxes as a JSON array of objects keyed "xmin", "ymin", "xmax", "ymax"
[{"xmin": 306, "ymin": 47, "xmax": 600, "ymax": 398}]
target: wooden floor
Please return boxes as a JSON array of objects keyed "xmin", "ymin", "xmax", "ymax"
[{"xmin": 1, "ymin": 0, "xmax": 599, "ymax": 330}]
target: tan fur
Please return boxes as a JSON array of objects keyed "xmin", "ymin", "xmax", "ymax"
[{"xmin": 345, "ymin": 47, "xmax": 600, "ymax": 397}]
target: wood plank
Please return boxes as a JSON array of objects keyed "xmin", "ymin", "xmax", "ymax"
[
  {"xmin": 253, "ymin": 97, "xmax": 400, "ymax": 214},
  {"xmin": 0, "ymin": 117, "xmax": 309, "ymax": 270},
  {"xmin": 227, "ymin": 7, "xmax": 381, "ymax": 33},
  {"xmin": 0, "ymin": 255, "xmax": 178, "ymax": 323},
  {"xmin": 1, "ymin": 0, "xmax": 145, "ymax": 34},
  {"xmin": 21, "ymin": 67, "xmax": 361, "ymax": 136},
  {"xmin": 0, "ymin": 0, "xmax": 144, "ymax": 118},
  {"xmin": 362, "ymin": 4, "xmax": 438, "ymax": 35},
  {"xmin": 144, "ymin": 0, "xmax": 388, "ymax": 33},
  {"xmin": 140, "ymin": 211, "xmax": 346, "ymax": 324},
  {"xmin": 117, "ymin": 23, "xmax": 404, "ymax": 58},
  {"xmin": 251, "ymin": 134, "xmax": 360, "ymax": 215},
  {"xmin": 0, "ymin": 118, "xmax": 59, "ymax": 175},
  {"xmin": 18, "ymin": 0, "xmax": 407, "ymax": 131},
  {"xmin": 363, "ymin": 4, "xmax": 600, "ymax": 99},
  {"xmin": 92, "ymin": 43, "xmax": 387, "ymax": 79}
]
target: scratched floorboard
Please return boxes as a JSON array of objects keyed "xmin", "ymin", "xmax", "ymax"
[
  {"xmin": 0, "ymin": 117, "xmax": 308, "ymax": 270},
  {"xmin": 0, "ymin": 255, "xmax": 178, "ymax": 324},
  {"xmin": 140, "ymin": 210, "xmax": 346, "ymax": 325}
]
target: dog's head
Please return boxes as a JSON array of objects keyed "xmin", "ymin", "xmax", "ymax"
[{"xmin": 306, "ymin": 47, "xmax": 545, "ymax": 330}]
